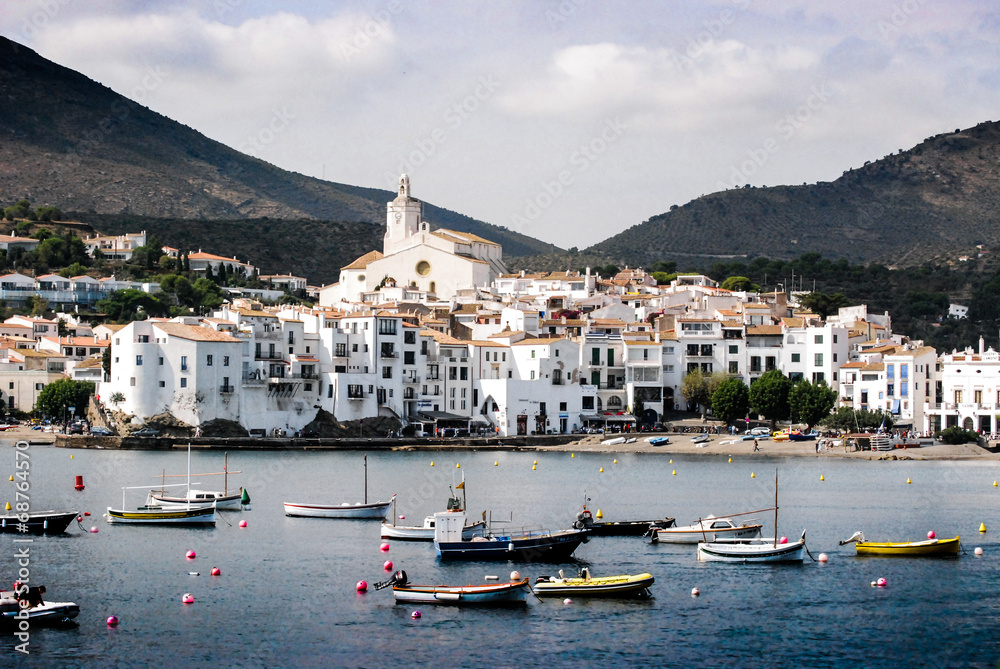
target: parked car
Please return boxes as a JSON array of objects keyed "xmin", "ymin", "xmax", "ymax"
[
  {"xmin": 68, "ymin": 424, "xmax": 84, "ymax": 435},
  {"xmin": 130, "ymin": 427, "xmax": 161, "ymax": 437},
  {"xmin": 90, "ymin": 426, "xmax": 114, "ymax": 436},
  {"xmin": 748, "ymin": 427, "xmax": 770, "ymax": 436}
]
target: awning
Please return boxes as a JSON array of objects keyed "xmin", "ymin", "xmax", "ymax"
[
  {"xmin": 418, "ymin": 411, "xmax": 471, "ymax": 423},
  {"xmin": 604, "ymin": 414, "xmax": 637, "ymax": 422},
  {"xmin": 579, "ymin": 414, "xmax": 602, "ymax": 421}
]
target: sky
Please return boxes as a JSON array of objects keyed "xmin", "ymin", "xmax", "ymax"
[{"xmin": 3, "ymin": 1, "xmax": 1000, "ymax": 249}]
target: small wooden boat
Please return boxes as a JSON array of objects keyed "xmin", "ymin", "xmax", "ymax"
[
  {"xmin": 382, "ymin": 571, "xmax": 529, "ymax": 606},
  {"xmin": 650, "ymin": 514, "xmax": 762, "ymax": 544},
  {"xmin": 534, "ymin": 569, "xmax": 654, "ymax": 598},
  {"xmin": 839, "ymin": 531, "xmax": 961, "ymax": 556},
  {"xmin": 787, "ymin": 431, "xmax": 818, "ymax": 441},
  {"xmin": 0, "ymin": 509, "xmax": 78, "ymax": 534},
  {"xmin": 771, "ymin": 431, "xmax": 790, "ymax": 442},
  {"xmin": 106, "ymin": 502, "xmax": 217, "ymax": 525},
  {"xmin": 691, "ymin": 433, "xmax": 710, "ymax": 444},
  {"xmin": 572, "ymin": 505, "xmax": 675, "ymax": 536},
  {"xmin": 285, "ymin": 455, "xmax": 393, "ymax": 519},
  {"xmin": 0, "ymin": 587, "xmax": 79, "ymax": 628},
  {"xmin": 434, "ymin": 511, "xmax": 588, "ymax": 561}
]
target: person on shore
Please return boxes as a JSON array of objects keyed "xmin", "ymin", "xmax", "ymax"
[{"xmin": 753, "ymin": 438, "xmax": 760, "ymax": 452}]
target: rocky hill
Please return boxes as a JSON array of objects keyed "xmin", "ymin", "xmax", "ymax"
[
  {"xmin": 588, "ymin": 121, "xmax": 1000, "ymax": 267},
  {"xmin": 0, "ymin": 36, "xmax": 558, "ymax": 281}
]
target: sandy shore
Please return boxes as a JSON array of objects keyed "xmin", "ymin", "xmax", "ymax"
[{"xmin": 548, "ymin": 433, "xmax": 999, "ymax": 460}]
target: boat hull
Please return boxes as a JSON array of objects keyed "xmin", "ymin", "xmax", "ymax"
[
  {"xmin": 0, "ymin": 598, "xmax": 80, "ymax": 628},
  {"xmin": 106, "ymin": 505, "xmax": 217, "ymax": 525},
  {"xmin": 855, "ymin": 536, "xmax": 960, "ymax": 556},
  {"xmin": 284, "ymin": 500, "xmax": 393, "ymax": 519},
  {"xmin": 0, "ymin": 510, "xmax": 77, "ymax": 534},
  {"xmin": 652, "ymin": 523, "xmax": 762, "ymax": 544},
  {"xmin": 393, "ymin": 578, "xmax": 530, "ymax": 605},
  {"xmin": 435, "ymin": 530, "xmax": 588, "ymax": 561},
  {"xmin": 697, "ymin": 538, "xmax": 805, "ymax": 563},
  {"xmin": 381, "ymin": 520, "xmax": 486, "ymax": 541},
  {"xmin": 534, "ymin": 573, "xmax": 654, "ymax": 597},
  {"xmin": 588, "ymin": 518, "xmax": 675, "ymax": 536},
  {"xmin": 149, "ymin": 491, "xmax": 243, "ymax": 510}
]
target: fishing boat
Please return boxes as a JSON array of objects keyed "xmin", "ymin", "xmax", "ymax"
[
  {"xmin": 378, "ymin": 570, "xmax": 530, "ymax": 606},
  {"xmin": 285, "ymin": 455, "xmax": 394, "ymax": 519},
  {"xmin": 839, "ymin": 531, "xmax": 961, "ymax": 556},
  {"xmin": 534, "ymin": 568, "xmax": 654, "ymax": 598},
  {"xmin": 0, "ymin": 586, "xmax": 79, "ymax": 628},
  {"xmin": 649, "ymin": 514, "xmax": 762, "ymax": 544},
  {"xmin": 0, "ymin": 509, "xmax": 78, "ymax": 534},
  {"xmin": 380, "ymin": 477, "xmax": 486, "ymax": 541},
  {"xmin": 148, "ymin": 452, "xmax": 246, "ymax": 510},
  {"xmin": 787, "ymin": 431, "xmax": 818, "ymax": 441},
  {"xmin": 696, "ymin": 471, "xmax": 806, "ymax": 563},
  {"xmin": 433, "ymin": 510, "xmax": 589, "ymax": 561},
  {"xmin": 572, "ymin": 504, "xmax": 675, "ymax": 536},
  {"xmin": 106, "ymin": 491, "xmax": 217, "ymax": 525}
]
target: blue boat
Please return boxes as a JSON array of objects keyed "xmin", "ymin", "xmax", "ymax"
[
  {"xmin": 433, "ymin": 511, "xmax": 588, "ymax": 561},
  {"xmin": 646, "ymin": 436, "xmax": 670, "ymax": 446}
]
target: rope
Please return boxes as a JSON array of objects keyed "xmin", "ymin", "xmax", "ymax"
[{"xmin": 803, "ymin": 542, "xmax": 818, "ymax": 562}]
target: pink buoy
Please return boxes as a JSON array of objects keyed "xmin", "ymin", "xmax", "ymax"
[
  {"xmin": 927, "ymin": 530, "xmax": 936, "ymax": 539},
  {"xmin": 182, "ymin": 593, "xmax": 195, "ymax": 604},
  {"xmin": 399, "ymin": 515, "xmax": 406, "ymax": 520},
  {"xmin": 691, "ymin": 587, "xmax": 700, "ymax": 597},
  {"xmin": 975, "ymin": 547, "xmax": 984, "ymax": 556},
  {"xmin": 356, "ymin": 580, "xmax": 368, "ymax": 593},
  {"xmin": 239, "ymin": 520, "xmax": 247, "ymax": 528},
  {"xmin": 563, "ymin": 598, "xmax": 572, "ymax": 605},
  {"xmin": 186, "ymin": 550, "xmax": 196, "ymax": 559},
  {"xmin": 106, "ymin": 615, "xmax": 119, "ymax": 626},
  {"xmin": 411, "ymin": 610, "xmax": 421, "ymax": 619},
  {"xmin": 77, "ymin": 516, "xmax": 83, "ymax": 522},
  {"xmin": 89, "ymin": 526, "xmax": 99, "ymax": 533},
  {"xmin": 779, "ymin": 537, "xmax": 788, "ymax": 544},
  {"xmin": 380, "ymin": 543, "xmax": 390, "ymax": 553},
  {"xmin": 818, "ymin": 553, "xmax": 829, "ymax": 562},
  {"xmin": 877, "ymin": 577, "xmax": 887, "ymax": 587},
  {"xmin": 383, "ymin": 560, "xmax": 393, "ymax": 571},
  {"xmin": 211, "ymin": 567, "xmax": 221, "ymax": 576}
]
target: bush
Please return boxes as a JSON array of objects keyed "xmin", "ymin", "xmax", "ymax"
[{"xmin": 936, "ymin": 426, "xmax": 979, "ymax": 444}]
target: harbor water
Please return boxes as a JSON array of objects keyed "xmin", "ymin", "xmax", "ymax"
[{"xmin": 5, "ymin": 443, "xmax": 1000, "ymax": 668}]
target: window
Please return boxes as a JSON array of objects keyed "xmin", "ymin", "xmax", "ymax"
[
  {"xmin": 181, "ymin": 356, "xmax": 188, "ymax": 371},
  {"xmin": 608, "ymin": 349, "xmax": 615, "ymax": 366},
  {"xmin": 531, "ymin": 350, "xmax": 536, "ymax": 358},
  {"xmin": 404, "ymin": 331, "xmax": 415, "ymax": 344},
  {"xmin": 833, "ymin": 334, "xmax": 838, "ymax": 343},
  {"xmin": 812, "ymin": 372, "xmax": 825, "ymax": 383},
  {"xmin": 955, "ymin": 390, "xmax": 963, "ymax": 404},
  {"xmin": 352, "ymin": 343, "xmax": 358, "ymax": 353},
  {"xmin": 791, "ymin": 353, "xmax": 800, "ymax": 363},
  {"xmin": 378, "ymin": 319, "xmax": 397, "ymax": 335},
  {"xmin": 814, "ymin": 334, "xmax": 824, "ymax": 344},
  {"xmin": 268, "ymin": 344, "xmax": 275, "ymax": 358},
  {"xmin": 560, "ymin": 402, "xmax": 567, "ymax": 411},
  {"xmin": 207, "ymin": 355, "xmax": 213, "ymax": 366},
  {"xmin": 460, "ymin": 367, "xmax": 468, "ymax": 380},
  {"xmin": 348, "ymin": 384, "xmax": 363, "ymax": 398},
  {"xmin": 180, "ymin": 378, "xmax": 187, "ymax": 388},
  {"xmin": 664, "ymin": 365, "xmax": 674, "ymax": 373},
  {"xmin": 159, "ymin": 357, "xmax": 164, "ymax": 365},
  {"xmin": 833, "ymin": 353, "xmax": 838, "ymax": 362},
  {"xmin": 582, "ymin": 396, "xmax": 594, "ymax": 410},
  {"xmin": 687, "ymin": 344, "xmax": 699, "ymax": 356},
  {"xmin": 461, "ymin": 388, "xmax": 467, "ymax": 398},
  {"xmin": 729, "ymin": 361, "xmax": 739, "ymax": 374},
  {"xmin": 404, "ymin": 351, "xmax": 415, "ymax": 365},
  {"xmin": 502, "ymin": 353, "xmax": 506, "ymax": 362},
  {"xmin": 449, "ymin": 367, "xmax": 457, "ymax": 380},
  {"xmin": 665, "ymin": 346, "xmax": 674, "ymax": 354},
  {"xmin": 975, "ymin": 389, "xmax": 983, "ymax": 404},
  {"xmin": 887, "ymin": 364, "xmax": 894, "ymax": 378},
  {"xmin": 901, "ymin": 382, "xmax": 908, "ymax": 397},
  {"xmin": 901, "ymin": 364, "xmax": 908, "ymax": 378},
  {"xmin": 700, "ymin": 344, "xmax": 713, "ymax": 357},
  {"xmin": 223, "ymin": 356, "xmax": 229, "ymax": 367},
  {"xmin": 159, "ymin": 380, "xmax": 165, "ymax": 387},
  {"xmin": 729, "ymin": 345, "xmax": 738, "ymax": 354},
  {"xmin": 887, "ymin": 384, "xmax": 894, "ymax": 397},
  {"xmin": 814, "ymin": 353, "xmax": 823, "ymax": 367},
  {"xmin": 255, "ymin": 343, "xmax": 261, "ymax": 358},
  {"xmin": 136, "ymin": 355, "xmax": 143, "ymax": 366},
  {"xmin": 530, "ymin": 371, "xmax": 536, "ymax": 380}
]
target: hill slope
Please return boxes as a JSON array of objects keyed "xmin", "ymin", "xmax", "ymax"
[
  {"xmin": 0, "ymin": 36, "xmax": 558, "ymax": 273},
  {"xmin": 589, "ymin": 121, "xmax": 1000, "ymax": 266}
]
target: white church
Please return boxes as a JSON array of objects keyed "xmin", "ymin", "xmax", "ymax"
[{"xmin": 318, "ymin": 175, "xmax": 507, "ymax": 305}]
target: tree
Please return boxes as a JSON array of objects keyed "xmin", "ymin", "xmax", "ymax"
[
  {"xmin": 797, "ymin": 292, "xmax": 851, "ymax": 319},
  {"xmin": 821, "ymin": 407, "xmax": 894, "ymax": 432},
  {"xmin": 102, "ymin": 345, "xmax": 111, "ymax": 377},
  {"xmin": 36, "ymin": 379, "xmax": 95, "ymax": 418},
  {"xmin": 97, "ymin": 289, "xmax": 171, "ymax": 322},
  {"xmin": 788, "ymin": 380, "xmax": 837, "ymax": 430},
  {"xmin": 749, "ymin": 369, "xmax": 792, "ymax": 428},
  {"xmin": 25, "ymin": 295, "xmax": 49, "ymax": 316},
  {"xmin": 56, "ymin": 317, "xmax": 69, "ymax": 337},
  {"xmin": 680, "ymin": 369, "xmax": 709, "ymax": 415},
  {"xmin": 711, "ymin": 377, "xmax": 750, "ymax": 424},
  {"xmin": 720, "ymin": 276, "xmax": 761, "ymax": 293}
]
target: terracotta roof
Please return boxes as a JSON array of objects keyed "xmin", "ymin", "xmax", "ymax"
[
  {"xmin": 489, "ymin": 330, "xmax": 525, "ymax": 338},
  {"xmin": 45, "ymin": 337, "xmax": 110, "ymax": 347},
  {"xmin": 341, "ymin": 250, "xmax": 383, "ymax": 271},
  {"xmin": 861, "ymin": 362, "xmax": 885, "ymax": 372},
  {"xmin": 154, "ymin": 323, "xmax": 241, "ymax": 343},
  {"xmin": 235, "ymin": 308, "xmax": 275, "ymax": 318},
  {"xmin": 13, "ymin": 349, "xmax": 65, "ymax": 358},
  {"xmin": 839, "ymin": 361, "xmax": 866, "ymax": 369},
  {"xmin": 510, "ymin": 337, "xmax": 561, "ymax": 346},
  {"xmin": 74, "ymin": 357, "xmax": 105, "ymax": 369},
  {"xmin": 190, "ymin": 251, "xmax": 250, "ymax": 264},
  {"xmin": 720, "ymin": 320, "xmax": 743, "ymax": 328},
  {"xmin": 431, "ymin": 229, "xmax": 500, "ymax": 246},
  {"xmin": 782, "ymin": 317, "xmax": 804, "ymax": 327},
  {"xmin": 747, "ymin": 325, "xmax": 783, "ymax": 335}
]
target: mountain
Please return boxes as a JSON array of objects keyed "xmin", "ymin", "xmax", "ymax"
[
  {"xmin": 588, "ymin": 121, "xmax": 1000, "ymax": 267},
  {"xmin": 0, "ymin": 36, "xmax": 559, "ymax": 283}
]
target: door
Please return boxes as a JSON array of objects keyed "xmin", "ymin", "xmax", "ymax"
[{"xmin": 516, "ymin": 414, "xmax": 527, "ymax": 435}]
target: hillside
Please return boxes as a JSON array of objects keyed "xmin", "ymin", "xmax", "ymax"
[
  {"xmin": 0, "ymin": 36, "xmax": 559, "ymax": 279},
  {"xmin": 589, "ymin": 121, "xmax": 1000, "ymax": 267}
]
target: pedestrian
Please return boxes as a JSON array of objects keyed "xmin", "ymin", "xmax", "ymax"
[{"xmin": 753, "ymin": 438, "xmax": 760, "ymax": 452}]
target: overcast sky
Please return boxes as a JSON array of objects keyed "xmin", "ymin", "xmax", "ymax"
[{"xmin": 3, "ymin": 1, "xmax": 999, "ymax": 248}]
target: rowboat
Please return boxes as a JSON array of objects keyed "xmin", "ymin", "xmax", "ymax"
[
  {"xmin": 787, "ymin": 431, "xmax": 818, "ymax": 441},
  {"xmin": 601, "ymin": 436, "xmax": 626, "ymax": 446},
  {"xmin": 285, "ymin": 455, "xmax": 393, "ymax": 519},
  {"xmin": 650, "ymin": 514, "xmax": 762, "ymax": 544},
  {"xmin": 0, "ymin": 509, "xmax": 78, "ymax": 534},
  {"xmin": 381, "ymin": 571, "xmax": 529, "ymax": 606},
  {"xmin": 106, "ymin": 497, "xmax": 217, "ymax": 525},
  {"xmin": 691, "ymin": 433, "xmax": 710, "ymax": 444},
  {"xmin": 696, "ymin": 470, "xmax": 806, "ymax": 563},
  {"xmin": 381, "ymin": 476, "xmax": 485, "ymax": 540},
  {"xmin": 0, "ymin": 587, "xmax": 79, "ymax": 628},
  {"xmin": 839, "ymin": 531, "xmax": 961, "ymax": 556},
  {"xmin": 433, "ymin": 510, "xmax": 588, "ymax": 561},
  {"xmin": 534, "ymin": 569, "xmax": 654, "ymax": 598}
]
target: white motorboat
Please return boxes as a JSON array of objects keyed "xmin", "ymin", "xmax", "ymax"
[
  {"xmin": 0, "ymin": 587, "xmax": 79, "ymax": 628},
  {"xmin": 285, "ymin": 455, "xmax": 393, "ymax": 519},
  {"xmin": 650, "ymin": 515, "xmax": 763, "ymax": 544},
  {"xmin": 381, "ymin": 478, "xmax": 486, "ymax": 541},
  {"xmin": 148, "ymin": 451, "xmax": 247, "ymax": 510}
]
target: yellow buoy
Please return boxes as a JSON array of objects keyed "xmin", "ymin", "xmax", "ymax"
[
  {"xmin": 494, "ymin": 461, "xmax": 498, "ymax": 466},
  {"xmin": 980, "ymin": 522, "xmax": 987, "ymax": 533},
  {"xmin": 430, "ymin": 462, "xmax": 435, "ymax": 467},
  {"xmin": 669, "ymin": 459, "xmax": 673, "ymax": 464},
  {"xmin": 532, "ymin": 465, "xmax": 537, "ymax": 471},
  {"xmin": 751, "ymin": 472, "xmax": 755, "ymax": 478},
  {"xmin": 613, "ymin": 459, "xmax": 617, "ymax": 464},
  {"xmin": 456, "ymin": 463, "xmax": 460, "ymax": 469},
  {"xmin": 672, "ymin": 470, "xmax": 676, "ymax": 476},
  {"xmin": 728, "ymin": 458, "xmax": 732, "ymax": 463},
  {"xmin": 596, "ymin": 509, "xmax": 603, "ymax": 519},
  {"xmin": 571, "ymin": 453, "xmax": 575, "ymax": 458},
  {"xmin": 599, "ymin": 467, "xmax": 604, "ymax": 473},
  {"xmin": 994, "ymin": 481, "xmax": 997, "ymax": 487},
  {"xmin": 4, "ymin": 502, "xmax": 9, "ymax": 511},
  {"xmin": 820, "ymin": 475, "xmax": 825, "ymax": 481},
  {"xmin": 70, "ymin": 455, "xmax": 74, "ymax": 459},
  {"xmin": 906, "ymin": 478, "xmax": 911, "ymax": 484},
  {"xmin": 533, "ymin": 460, "xmax": 538, "ymax": 465}
]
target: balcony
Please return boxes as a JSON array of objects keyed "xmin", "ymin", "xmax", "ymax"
[
  {"xmin": 403, "ymin": 376, "xmax": 420, "ymax": 384},
  {"xmin": 380, "ymin": 352, "xmax": 398, "ymax": 359},
  {"xmin": 220, "ymin": 385, "xmax": 234, "ymax": 394},
  {"xmin": 347, "ymin": 391, "xmax": 365, "ymax": 400},
  {"xmin": 242, "ymin": 372, "xmax": 266, "ymax": 386}
]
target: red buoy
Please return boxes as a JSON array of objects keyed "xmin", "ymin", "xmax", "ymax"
[{"xmin": 74, "ymin": 475, "xmax": 85, "ymax": 491}]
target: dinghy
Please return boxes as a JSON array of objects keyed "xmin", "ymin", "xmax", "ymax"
[{"xmin": 534, "ymin": 569, "xmax": 654, "ymax": 598}]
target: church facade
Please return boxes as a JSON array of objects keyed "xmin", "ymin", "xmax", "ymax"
[{"xmin": 319, "ymin": 175, "xmax": 506, "ymax": 305}]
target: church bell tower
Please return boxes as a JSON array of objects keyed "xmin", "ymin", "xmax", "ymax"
[{"xmin": 384, "ymin": 174, "xmax": 423, "ymax": 254}]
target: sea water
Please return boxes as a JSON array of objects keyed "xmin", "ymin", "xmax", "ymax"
[{"xmin": 4, "ymin": 443, "xmax": 1000, "ymax": 668}]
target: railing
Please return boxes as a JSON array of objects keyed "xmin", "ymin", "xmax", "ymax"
[
  {"xmin": 380, "ymin": 351, "xmax": 398, "ymax": 358},
  {"xmin": 552, "ymin": 379, "xmax": 564, "ymax": 386},
  {"xmin": 347, "ymin": 392, "xmax": 365, "ymax": 400},
  {"xmin": 242, "ymin": 372, "xmax": 266, "ymax": 386},
  {"xmin": 404, "ymin": 376, "xmax": 420, "ymax": 384}
]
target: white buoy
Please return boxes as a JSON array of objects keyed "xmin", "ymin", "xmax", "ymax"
[
  {"xmin": 510, "ymin": 570, "xmax": 522, "ymax": 581},
  {"xmin": 691, "ymin": 587, "xmax": 700, "ymax": 597},
  {"xmin": 563, "ymin": 598, "xmax": 572, "ymax": 605},
  {"xmin": 975, "ymin": 547, "xmax": 984, "ymax": 556},
  {"xmin": 818, "ymin": 553, "xmax": 829, "ymax": 562}
]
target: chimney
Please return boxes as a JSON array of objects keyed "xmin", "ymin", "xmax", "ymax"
[{"xmin": 980, "ymin": 336, "xmax": 985, "ymax": 355}]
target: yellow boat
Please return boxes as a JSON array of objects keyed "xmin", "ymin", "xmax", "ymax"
[
  {"xmin": 533, "ymin": 569, "xmax": 654, "ymax": 597},
  {"xmin": 841, "ymin": 532, "xmax": 960, "ymax": 556}
]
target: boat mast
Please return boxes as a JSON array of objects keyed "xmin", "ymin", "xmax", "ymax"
[
  {"xmin": 364, "ymin": 454, "xmax": 368, "ymax": 504},
  {"xmin": 224, "ymin": 452, "xmax": 229, "ymax": 496},
  {"xmin": 773, "ymin": 469, "xmax": 778, "ymax": 548},
  {"xmin": 187, "ymin": 442, "xmax": 192, "ymax": 502}
]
